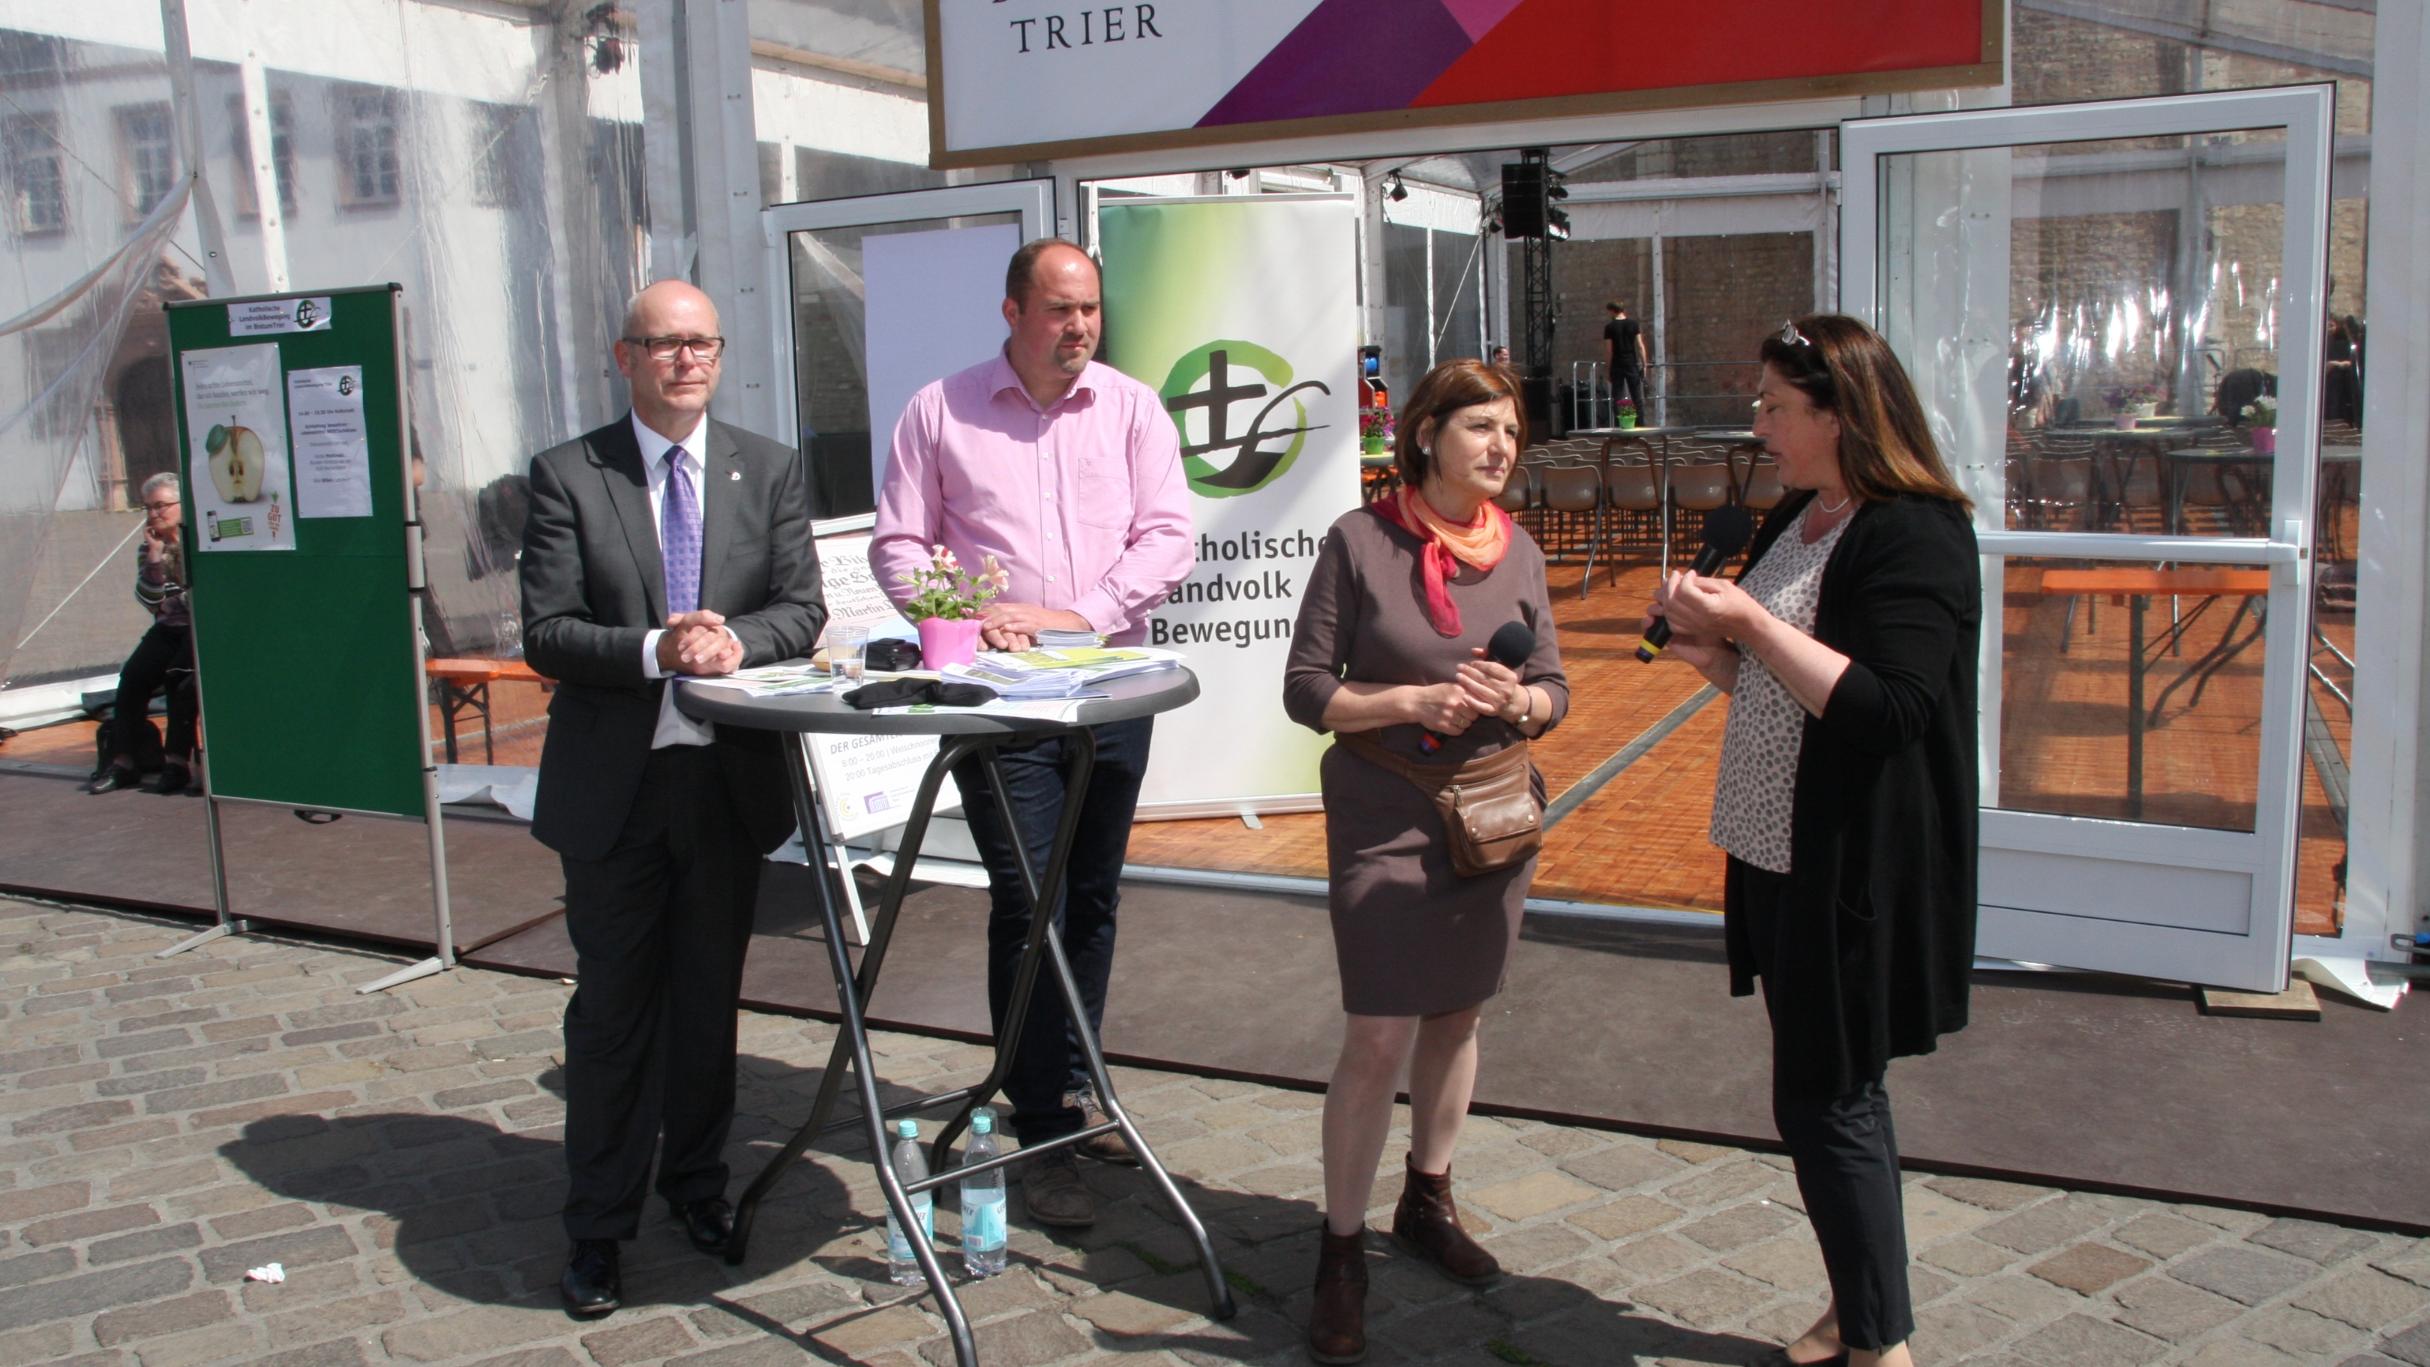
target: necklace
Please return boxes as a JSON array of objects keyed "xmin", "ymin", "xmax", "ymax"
[{"xmin": 1816, "ymin": 490, "xmax": 1853, "ymax": 516}]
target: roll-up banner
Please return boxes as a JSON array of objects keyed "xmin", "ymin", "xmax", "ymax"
[{"xmin": 1099, "ymin": 194, "xmax": 1361, "ymax": 816}]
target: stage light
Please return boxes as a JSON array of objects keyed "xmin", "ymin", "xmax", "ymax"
[{"xmin": 1387, "ymin": 172, "xmax": 1408, "ymax": 202}]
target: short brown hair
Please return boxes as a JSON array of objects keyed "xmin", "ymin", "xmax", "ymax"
[
  {"xmin": 1005, "ymin": 237, "xmax": 1095, "ymax": 306},
  {"xmin": 1759, "ymin": 314, "xmax": 1970, "ymax": 510},
  {"xmin": 1395, "ymin": 359, "xmax": 1527, "ymax": 487}
]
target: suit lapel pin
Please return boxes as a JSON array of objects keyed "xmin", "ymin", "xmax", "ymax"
[{"xmin": 728, "ymin": 469, "xmax": 741, "ymax": 481}]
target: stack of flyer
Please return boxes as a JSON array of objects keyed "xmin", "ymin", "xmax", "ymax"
[{"xmin": 941, "ymin": 646, "xmax": 1181, "ymax": 699}]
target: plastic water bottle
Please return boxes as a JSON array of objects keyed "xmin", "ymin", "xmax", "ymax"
[
  {"xmin": 884, "ymin": 1118, "xmax": 933, "ymax": 1286},
  {"xmin": 960, "ymin": 1110, "xmax": 1007, "ymax": 1278}
]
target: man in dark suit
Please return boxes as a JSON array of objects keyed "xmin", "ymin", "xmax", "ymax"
[{"xmin": 519, "ymin": 280, "xmax": 824, "ymax": 1317}]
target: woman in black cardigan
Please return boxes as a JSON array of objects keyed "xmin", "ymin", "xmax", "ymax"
[{"xmin": 1648, "ymin": 316, "xmax": 1979, "ymax": 1367}]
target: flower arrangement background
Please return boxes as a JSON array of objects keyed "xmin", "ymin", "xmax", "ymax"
[
  {"xmin": 897, "ymin": 546, "xmax": 1007, "ymax": 621},
  {"xmin": 2241, "ymin": 395, "xmax": 2278, "ymax": 429},
  {"xmin": 2100, "ymin": 381, "xmax": 2163, "ymax": 410},
  {"xmin": 1360, "ymin": 407, "xmax": 1394, "ymax": 451}
]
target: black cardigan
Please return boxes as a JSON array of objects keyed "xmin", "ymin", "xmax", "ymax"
[{"xmin": 1725, "ymin": 490, "xmax": 1982, "ymax": 1095}]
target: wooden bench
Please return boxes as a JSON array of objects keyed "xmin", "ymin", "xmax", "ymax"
[{"xmin": 425, "ymin": 657, "xmax": 550, "ymax": 763}]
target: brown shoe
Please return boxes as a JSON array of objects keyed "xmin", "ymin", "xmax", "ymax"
[
  {"xmin": 1066, "ymin": 1087, "xmax": 1138, "ymax": 1165},
  {"xmin": 1307, "ymin": 1225, "xmax": 1368, "ymax": 1364},
  {"xmin": 1022, "ymin": 1148, "xmax": 1095, "ymax": 1228},
  {"xmin": 1390, "ymin": 1156, "xmax": 1500, "ymax": 1285}
]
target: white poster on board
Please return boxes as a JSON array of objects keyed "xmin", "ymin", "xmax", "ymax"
[
  {"xmin": 286, "ymin": 366, "xmax": 373, "ymax": 519},
  {"xmin": 180, "ymin": 343, "xmax": 297, "ymax": 552},
  {"xmin": 1098, "ymin": 195, "xmax": 1362, "ymax": 814},
  {"xmin": 863, "ymin": 223, "xmax": 1022, "ymax": 496},
  {"xmin": 805, "ymin": 534, "xmax": 959, "ymax": 843}
]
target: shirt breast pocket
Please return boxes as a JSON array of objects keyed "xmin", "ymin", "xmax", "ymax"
[{"xmin": 1075, "ymin": 454, "xmax": 1134, "ymax": 529}]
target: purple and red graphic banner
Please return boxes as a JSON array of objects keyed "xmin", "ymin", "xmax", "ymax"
[{"xmin": 929, "ymin": 0, "xmax": 1999, "ymax": 166}]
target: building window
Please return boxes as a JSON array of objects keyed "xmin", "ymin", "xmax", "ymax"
[
  {"xmin": 4, "ymin": 114, "xmax": 66, "ymax": 235},
  {"xmin": 118, "ymin": 103, "xmax": 176, "ymax": 219},
  {"xmin": 335, "ymin": 86, "xmax": 400, "ymax": 206},
  {"xmin": 230, "ymin": 92, "xmax": 298, "ymax": 220},
  {"xmin": 470, "ymin": 103, "xmax": 530, "ymax": 208}
]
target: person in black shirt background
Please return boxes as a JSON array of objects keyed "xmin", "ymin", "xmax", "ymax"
[{"xmin": 1602, "ymin": 301, "xmax": 1648, "ymax": 422}]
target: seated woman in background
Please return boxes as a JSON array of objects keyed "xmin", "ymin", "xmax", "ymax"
[
  {"xmin": 92, "ymin": 472, "xmax": 198, "ymax": 796},
  {"xmin": 1284, "ymin": 359, "xmax": 1569, "ymax": 1364}
]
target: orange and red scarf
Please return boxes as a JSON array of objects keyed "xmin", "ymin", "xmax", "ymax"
[{"xmin": 1370, "ymin": 486, "xmax": 1512, "ymax": 636}]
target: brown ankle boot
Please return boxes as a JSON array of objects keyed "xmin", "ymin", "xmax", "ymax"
[
  {"xmin": 1307, "ymin": 1226, "xmax": 1368, "ymax": 1364},
  {"xmin": 1391, "ymin": 1157, "xmax": 1500, "ymax": 1284}
]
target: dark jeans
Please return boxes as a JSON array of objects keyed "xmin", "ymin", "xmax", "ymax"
[
  {"xmin": 1731, "ymin": 857, "xmax": 1915, "ymax": 1351},
  {"xmin": 1613, "ymin": 366, "xmax": 1646, "ymax": 420},
  {"xmin": 951, "ymin": 716, "xmax": 1152, "ymax": 1145},
  {"xmin": 110, "ymin": 621, "xmax": 197, "ymax": 764},
  {"xmin": 557, "ymin": 744, "xmax": 762, "ymax": 1240}
]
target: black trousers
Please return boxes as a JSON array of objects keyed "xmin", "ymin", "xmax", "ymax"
[
  {"xmin": 950, "ymin": 716, "xmax": 1152, "ymax": 1145},
  {"xmin": 557, "ymin": 744, "xmax": 761, "ymax": 1241},
  {"xmin": 110, "ymin": 621, "xmax": 197, "ymax": 764},
  {"xmin": 1613, "ymin": 366, "xmax": 1647, "ymax": 420},
  {"xmin": 1730, "ymin": 856, "xmax": 1915, "ymax": 1351}
]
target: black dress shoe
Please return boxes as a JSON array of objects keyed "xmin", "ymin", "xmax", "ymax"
[
  {"xmin": 673, "ymin": 1196, "xmax": 733, "ymax": 1254},
  {"xmin": 88, "ymin": 766, "xmax": 137, "ymax": 794},
  {"xmin": 149, "ymin": 763, "xmax": 192, "ymax": 796},
  {"xmin": 560, "ymin": 1239, "xmax": 620, "ymax": 1317}
]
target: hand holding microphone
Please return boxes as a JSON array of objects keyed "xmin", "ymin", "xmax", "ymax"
[
  {"xmin": 1638, "ymin": 506, "xmax": 1753, "ymax": 663},
  {"xmin": 1423, "ymin": 620, "xmax": 1536, "ymax": 752}
]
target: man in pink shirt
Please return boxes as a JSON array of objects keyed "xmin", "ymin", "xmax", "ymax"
[{"xmin": 872, "ymin": 238, "xmax": 1192, "ymax": 1228}]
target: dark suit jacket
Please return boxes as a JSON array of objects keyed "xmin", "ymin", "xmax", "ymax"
[{"xmin": 518, "ymin": 414, "xmax": 826, "ymax": 862}]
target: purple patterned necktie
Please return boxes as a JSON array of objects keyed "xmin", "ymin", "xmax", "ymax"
[{"xmin": 661, "ymin": 446, "xmax": 701, "ymax": 616}]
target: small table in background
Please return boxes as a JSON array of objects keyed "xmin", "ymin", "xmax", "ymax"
[{"xmin": 423, "ymin": 657, "xmax": 548, "ymax": 763}]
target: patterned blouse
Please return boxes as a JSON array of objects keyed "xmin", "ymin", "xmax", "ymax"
[{"xmin": 1711, "ymin": 503, "xmax": 1851, "ymax": 873}]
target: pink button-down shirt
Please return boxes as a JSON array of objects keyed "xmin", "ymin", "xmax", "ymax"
[{"xmin": 872, "ymin": 353, "xmax": 1194, "ymax": 645}]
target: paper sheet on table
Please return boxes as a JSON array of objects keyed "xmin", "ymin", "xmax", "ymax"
[{"xmin": 872, "ymin": 697, "xmax": 1097, "ymax": 722}]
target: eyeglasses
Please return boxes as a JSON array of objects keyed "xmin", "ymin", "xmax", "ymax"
[
  {"xmin": 623, "ymin": 334, "xmax": 725, "ymax": 362},
  {"xmin": 143, "ymin": 500, "xmax": 179, "ymax": 512},
  {"xmin": 1778, "ymin": 319, "xmax": 1813, "ymax": 349}
]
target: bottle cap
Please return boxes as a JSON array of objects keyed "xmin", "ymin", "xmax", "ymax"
[
  {"xmin": 895, "ymin": 1118, "xmax": 918, "ymax": 1139},
  {"xmin": 970, "ymin": 1111, "xmax": 993, "ymax": 1135}
]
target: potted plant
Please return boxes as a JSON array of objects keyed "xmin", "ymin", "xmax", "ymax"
[
  {"xmin": 1359, "ymin": 406, "xmax": 1393, "ymax": 456},
  {"xmin": 896, "ymin": 545, "xmax": 1007, "ymax": 669},
  {"xmin": 1613, "ymin": 398, "xmax": 1638, "ymax": 431},
  {"xmin": 2101, "ymin": 381, "xmax": 2163, "ymax": 429},
  {"xmin": 2243, "ymin": 395, "xmax": 2278, "ymax": 454}
]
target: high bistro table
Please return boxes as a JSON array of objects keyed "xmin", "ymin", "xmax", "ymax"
[{"xmin": 677, "ymin": 668, "xmax": 1234, "ymax": 1365}]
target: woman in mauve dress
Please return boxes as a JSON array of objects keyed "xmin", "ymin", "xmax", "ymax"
[{"xmin": 1283, "ymin": 359, "xmax": 1568, "ymax": 1365}]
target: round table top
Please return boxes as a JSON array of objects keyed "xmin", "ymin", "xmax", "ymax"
[{"xmin": 676, "ymin": 664, "xmax": 1201, "ymax": 736}]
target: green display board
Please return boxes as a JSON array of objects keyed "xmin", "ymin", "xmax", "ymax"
[{"xmin": 165, "ymin": 286, "xmax": 425, "ymax": 819}]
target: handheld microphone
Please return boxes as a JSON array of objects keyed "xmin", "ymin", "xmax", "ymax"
[
  {"xmin": 1422, "ymin": 620, "xmax": 1537, "ymax": 752},
  {"xmin": 1637, "ymin": 505, "xmax": 1754, "ymax": 663}
]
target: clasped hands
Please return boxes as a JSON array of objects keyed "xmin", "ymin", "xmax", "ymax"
[
  {"xmin": 1408, "ymin": 648, "xmax": 1529, "ymax": 738},
  {"xmin": 1644, "ymin": 569, "xmax": 1758, "ymax": 669},
  {"xmin": 657, "ymin": 610, "xmax": 743, "ymax": 676},
  {"xmin": 977, "ymin": 601, "xmax": 1092, "ymax": 652}
]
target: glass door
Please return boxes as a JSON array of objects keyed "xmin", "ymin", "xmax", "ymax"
[
  {"xmin": 763, "ymin": 180, "xmax": 1056, "ymax": 528},
  {"xmin": 1842, "ymin": 87, "xmax": 2333, "ymax": 992}
]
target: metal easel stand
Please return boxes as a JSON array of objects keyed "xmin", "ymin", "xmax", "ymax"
[
  {"xmin": 726, "ymin": 728, "xmax": 1234, "ymax": 1367},
  {"xmin": 157, "ymin": 776, "xmax": 246, "ymax": 958},
  {"xmin": 355, "ymin": 760, "xmax": 458, "ymax": 993}
]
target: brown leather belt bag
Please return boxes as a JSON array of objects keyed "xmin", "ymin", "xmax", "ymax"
[{"xmin": 1337, "ymin": 732, "xmax": 1543, "ymax": 878}]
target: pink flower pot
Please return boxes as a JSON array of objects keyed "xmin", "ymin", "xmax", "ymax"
[
  {"xmin": 916, "ymin": 615, "xmax": 983, "ymax": 669},
  {"xmin": 2250, "ymin": 426, "xmax": 2276, "ymax": 454}
]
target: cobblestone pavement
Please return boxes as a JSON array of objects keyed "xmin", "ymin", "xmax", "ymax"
[{"xmin": 5, "ymin": 896, "xmax": 2428, "ymax": 1367}]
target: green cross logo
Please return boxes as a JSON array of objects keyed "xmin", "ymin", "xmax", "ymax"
[{"xmin": 1160, "ymin": 340, "xmax": 1329, "ymax": 499}]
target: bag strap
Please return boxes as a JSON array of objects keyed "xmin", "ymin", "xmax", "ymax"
[{"xmin": 1335, "ymin": 731, "xmax": 1530, "ymax": 790}]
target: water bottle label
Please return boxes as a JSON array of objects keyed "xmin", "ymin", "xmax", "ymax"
[
  {"xmin": 885, "ymin": 1197, "xmax": 935, "ymax": 1259},
  {"xmin": 965, "ymin": 1193, "xmax": 1006, "ymax": 1250}
]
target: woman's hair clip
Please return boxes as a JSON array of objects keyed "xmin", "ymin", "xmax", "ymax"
[{"xmin": 1778, "ymin": 319, "xmax": 1813, "ymax": 349}]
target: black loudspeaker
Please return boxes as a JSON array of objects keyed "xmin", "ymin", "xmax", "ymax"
[
  {"xmin": 1520, "ymin": 374, "xmax": 1553, "ymax": 432},
  {"xmin": 1501, "ymin": 162, "xmax": 1548, "ymax": 238}
]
